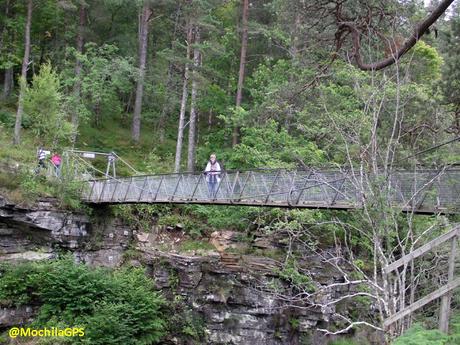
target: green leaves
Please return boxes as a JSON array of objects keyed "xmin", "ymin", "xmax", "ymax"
[
  {"xmin": 411, "ymin": 41, "xmax": 444, "ymax": 82},
  {"xmin": 0, "ymin": 258, "xmax": 166, "ymax": 345},
  {"xmin": 225, "ymin": 120, "xmax": 325, "ymax": 169},
  {"xmin": 61, "ymin": 43, "xmax": 137, "ymax": 128},
  {"xmin": 392, "ymin": 323, "xmax": 450, "ymax": 345},
  {"xmin": 23, "ymin": 63, "xmax": 74, "ymax": 146}
]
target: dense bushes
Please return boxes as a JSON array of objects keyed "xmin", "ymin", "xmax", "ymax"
[
  {"xmin": 0, "ymin": 257, "xmax": 166, "ymax": 344},
  {"xmin": 392, "ymin": 317, "xmax": 460, "ymax": 345}
]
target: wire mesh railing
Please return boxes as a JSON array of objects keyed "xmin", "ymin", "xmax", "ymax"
[{"xmin": 81, "ymin": 168, "xmax": 460, "ymax": 213}]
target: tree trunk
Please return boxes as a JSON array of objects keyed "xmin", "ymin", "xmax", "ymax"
[
  {"xmin": 232, "ymin": 0, "xmax": 249, "ymax": 147},
  {"xmin": 71, "ymin": 3, "xmax": 85, "ymax": 144},
  {"xmin": 2, "ymin": 67, "xmax": 13, "ymax": 100},
  {"xmin": 94, "ymin": 100, "xmax": 101, "ymax": 128},
  {"xmin": 290, "ymin": 11, "xmax": 301, "ymax": 58},
  {"xmin": 174, "ymin": 23, "xmax": 192, "ymax": 173},
  {"xmin": 158, "ymin": 4, "xmax": 181, "ymax": 143},
  {"xmin": 187, "ymin": 26, "xmax": 200, "ymax": 172},
  {"xmin": 13, "ymin": 0, "xmax": 32, "ymax": 145},
  {"xmin": 439, "ymin": 235, "xmax": 457, "ymax": 333},
  {"xmin": 208, "ymin": 109, "xmax": 212, "ymax": 130},
  {"xmin": 131, "ymin": 2, "xmax": 151, "ymax": 143}
]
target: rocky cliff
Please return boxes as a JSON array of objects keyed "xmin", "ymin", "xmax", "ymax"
[{"xmin": 0, "ymin": 195, "xmax": 378, "ymax": 345}]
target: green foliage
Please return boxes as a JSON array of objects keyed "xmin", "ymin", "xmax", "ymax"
[
  {"xmin": 411, "ymin": 41, "xmax": 443, "ymax": 82},
  {"xmin": 158, "ymin": 213, "xmax": 205, "ymax": 238},
  {"xmin": 392, "ymin": 324, "xmax": 449, "ymax": 345},
  {"xmin": 392, "ymin": 316, "xmax": 460, "ymax": 345},
  {"xmin": 62, "ymin": 44, "xmax": 136, "ymax": 127},
  {"xmin": 15, "ymin": 164, "xmax": 86, "ymax": 209},
  {"xmin": 449, "ymin": 313, "xmax": 460, "ymax": 344},
  {"xmin": 275, "ymin": 257, "xmax": 315, "ymax": 292},
  {"xmin": 184, "ymin": 205, "xmax": 258, "ymax": 231},
  {"xmin": 0, "ymin": 109, "xmax": 15, "ymax": 127},
  {"xmin": 289, "ymin": 317, "xmax": 300, "ymax": 330},
  {"xmin": 0, "ymin": 258, "xmax": 166, "ymax": 345},
  {"xmin": 18, "ymin": 168, "xmax": 55, "ymax": 201},
  {"xmin": 0, "ymin": 170, "xmax": 21, "ymax": 191},
  {"xmin": 23, "ymin": 63, "xmax": 74, "ymax": 146},
  {"xmin": 165, "ymin": 294, "xmax": 206, "ymax": 342},
  {"xmin": 179, "ymin": 240, "xmax": 215, "ymax": 252},
  {"xmin": 113, "ymin": 204, "xmax": 170, "ymax": 232},
  {"xmin": 223, "ymin": 120, "xmax": 325, "ymax": 169}
]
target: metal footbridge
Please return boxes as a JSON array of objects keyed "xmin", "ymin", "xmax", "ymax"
[{"xmin": 76, "ymin": 161, "xmax": 460, "ymax": 214}]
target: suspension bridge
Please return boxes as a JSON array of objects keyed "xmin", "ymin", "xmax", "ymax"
[{"xmin": 59, "ymin": 150, "xmax": 460, "ymax": 214}]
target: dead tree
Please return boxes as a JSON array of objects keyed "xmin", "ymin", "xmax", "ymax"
[{"xmin": 174, "ymin": 21, "xmax": 193, "ymax": 173}]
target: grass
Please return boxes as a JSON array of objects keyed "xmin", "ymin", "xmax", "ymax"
[
  {"xmin": 0, "ymin": 171, "xmax": 21, "ymax": 190},
  {"xmin": 179, "ymin": 240, "xmax": 215, "ymax": 252},
  {"xmin": 77, "ymin": 115, "xmax": 176, "ymax": 174},
  {"xmin": 0, "ymin": 128, "xmax": 36, "ymax": 166}
]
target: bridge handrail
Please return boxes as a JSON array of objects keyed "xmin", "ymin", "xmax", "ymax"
[{"xmin": 84, "ymin": 165, "xmax": 460, "ymax": 182}]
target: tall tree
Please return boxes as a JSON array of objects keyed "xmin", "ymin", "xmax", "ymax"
[
  {"xmin": 0, "ymin": 0, "xmax": 13, "ymax": 99},
  {"xmin": 158, "ymin": 3, "xmax": 181, "ymax": 144},
  {"xmin": 174, "ymin": 21, "xmax": 192, "ymax": 173},
  {"xmin": 71, "ymin": 1, "xmax": 86, "ymax": 143},
  {"xmin": 441, "ymin": 3, "xmax": 460, "ymax": 135},
  {"xmin": 131, "ymin": 1, "xmax": 152, "ymax": 143},
  {"xmin": 232, "ymin": 0, "xmax": 249, "ymax": 147},
  {"xmin": 13, "ymin": 0, "xmax": 33, "ymax": 145},
  {"xmin": 0, "ymin": 0, "xmax": 12, "ymax": 100},
  {"xmin": 186, "ymin": 26, "xmax": 200, "ymax": 172}
]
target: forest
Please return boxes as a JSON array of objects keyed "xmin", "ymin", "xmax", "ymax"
[{"xmin": 0, "ymin": 0, "xmax": 460, "ymax": 344}]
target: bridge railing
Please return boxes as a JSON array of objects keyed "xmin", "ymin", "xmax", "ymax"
[{"xmin": 81, "ymin": 168, "xmax": 460, "ymax": 212}]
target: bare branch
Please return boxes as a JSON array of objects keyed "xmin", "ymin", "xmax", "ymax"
[{"xmin": 340, "ymin": 0, "xmax": 455, "ymax": 71}]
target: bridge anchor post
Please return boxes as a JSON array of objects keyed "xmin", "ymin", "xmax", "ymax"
[{"xmin": 439, "ymin": 233, "xmax": 458, "ymax": 333}]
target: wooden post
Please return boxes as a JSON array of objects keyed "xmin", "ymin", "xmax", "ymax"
[
  {"xmin": 384, "ymin": 277, "xmax": 460, "ymax": 328},
  {"xmin": 383, "ymin": 226, "xmax": 460, "ymax": 329},
  {"xmin": 439, "ymin": 234, "xmax": 458, "ymax": 333}
]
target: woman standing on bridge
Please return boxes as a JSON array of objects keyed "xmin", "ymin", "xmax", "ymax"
[{"xmin": 204, "ymin": 153, "xmax": 222, "ymax": 199}]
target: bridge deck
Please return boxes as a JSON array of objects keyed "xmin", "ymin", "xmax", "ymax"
[{"xmin": 81, "ymin": 168, "xmax": 460, "ymax": 214}]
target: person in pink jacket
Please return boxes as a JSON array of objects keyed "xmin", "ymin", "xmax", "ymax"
[{"xmin": 51, "ymin": 152, "xmax": 62, "ymax": 177}]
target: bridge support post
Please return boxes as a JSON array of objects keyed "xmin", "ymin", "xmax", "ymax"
[
  {"xmin": 287, "ymin": 171, "xmax": 297, "ymax": 206},
  {"xmin": 111, "ymin": 179, "xmax": 119, "ymax": 202},
  {"xmin": 123, "ymin": 177, "xmax": 133, "ymax": 202},
  {"xmin": 439, "ymin": 234, "xmax": 458, "ymax": 333},
  {"xmin": 236, "ymin": 171, "xmax": 251, "ymax": 202},
  {"xmin": 190, "ymin": 174, "xmax": 203, "ymax": 201},
  {"xmin": 170, "ymin": 175, "xmax": 183, "ymax": 201},
  {"xmin": 154, "ymin": 176, "xmax": 164, "ymax": 200},
  {"xmin": 229, "ymin": 171, "xmax": 239, "ymax": 203},
  {"xmin": 330, "ymin": 170, "xmax": 349, "ymax": 205},
  {"xmin": 264, "ymin": 170, "xmax": 280, "ymax": 204}
]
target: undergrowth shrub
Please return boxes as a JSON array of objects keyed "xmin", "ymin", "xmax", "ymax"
[
  {"xmin": 392, "ymin": 321, "xmax": 460, "ymax": 345},
  {"xmin": 0, "ymin": 257, "xmax": 166, "ymax": 344}
]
